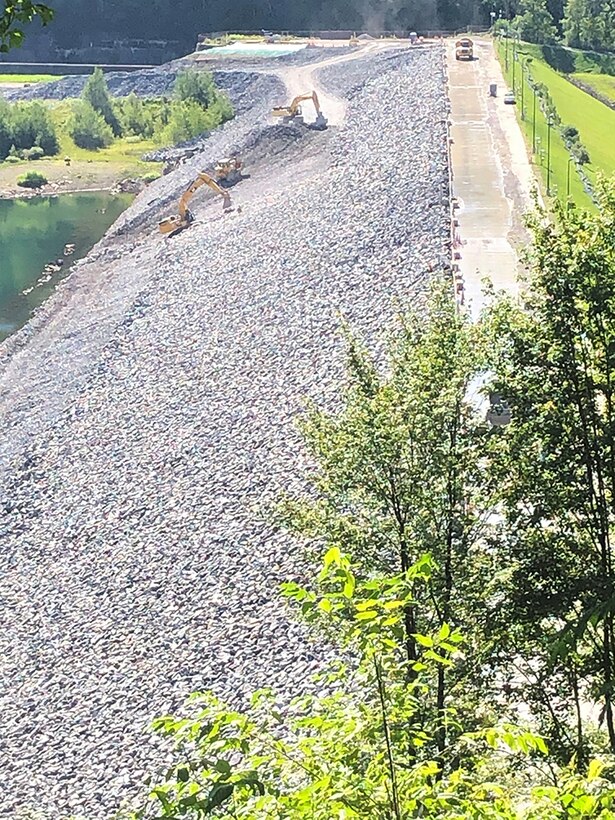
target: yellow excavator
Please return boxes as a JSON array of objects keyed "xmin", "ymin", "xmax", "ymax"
[
  {"xmin": 272, "ymin": 90, "xmax": 327, "ymax": 130},
  {"xmin": 158, "ymin": 171, "xmax": 233, "ymax": 236},
  {"xmin": 215, "ymin": 156, "xmax": 243, "ymax": 185}
]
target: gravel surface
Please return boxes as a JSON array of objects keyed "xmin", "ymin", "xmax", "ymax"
[
  {"xmin": 2, "ymin": 67, "xmax": 278, "ymax": 114},
  {"xmin": 0, "ymin": 47, "xmax": 347, "ymax": 103},
  {"xmin": 0, "ymin": 44, "xmax": 450, "ymax": 819}
]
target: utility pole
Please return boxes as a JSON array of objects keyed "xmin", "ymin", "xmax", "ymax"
[
  {"xmin": 520, "ymin": 59, "xmax": 525, "ymax": 119},
  {"xmin": 567, "ymin": 156, "xmax": 574, "ymax": 208},
  {"xmin": 547, "ymin": 117, "xmax": 552, "ymax": 196},
  {"xmin": 532, "ymin": 86, "xmax": 537, "ymax": 152}
]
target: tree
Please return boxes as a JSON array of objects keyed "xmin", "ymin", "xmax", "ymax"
[
  {"xmin": 69, "ymin": 100, "xmax": 113, "ymax": 149},
  {"xmin": 82, "ymin": 67, "xmax": 121, "ymax": 136},
  {"xmin": 0, "ymin": 98, "xmax": 12, "ymax": 158},
  {"xmin": 117, "ymin": 92, "xmax": 153, "ymax": 138},
  {"xmin": 0, "ymin": 0, "xmax": 53, "ymax": 52},
  {"xmin": 173, "ymin": 70, "xmax": 217, "ymax": 109},
  {"xmin": 485, "ymin": 179, "xmax": 615, "ymax": 763},
  {"xmin": 513, "ymin": 0, "xmax": 558, "ymax": 42},
  {"xmin": 159, "ymin": 100, "xmax": 211, "ymax": 145},
  {"xmin": 126, "ymin": 552, "xmax": 615, "ymax": 819},
  {"xmin": 563, "ymin": 0, "xmax": 615, "ymax": 50},
  {"xmin": 279, "ymin": 284, "xmax": 502, "ymax": 759}
]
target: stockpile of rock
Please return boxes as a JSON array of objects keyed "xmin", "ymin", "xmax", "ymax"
[{"xmin": 0, "ymin": 44, "xmax": 450, "ymax": 818}]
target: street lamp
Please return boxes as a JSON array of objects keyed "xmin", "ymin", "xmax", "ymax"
[
  {"xmin": 547, "ymin": 117, "xmax": 552, "ymax": 196},
  {"xmin": 567, "ymin": 155, "xmax": 574, "ymax": 209},
  {"xmin": 520, "ymin": 58, "xmax": 525, "ymax": 119},
  {"xmin": 505, "ymin": 28, "xmax": 509, "ymax": 70}
]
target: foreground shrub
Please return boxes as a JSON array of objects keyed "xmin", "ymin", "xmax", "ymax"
[{"xmin": 17, "ymin": 170, "xmax": 47, "ymax": 188}]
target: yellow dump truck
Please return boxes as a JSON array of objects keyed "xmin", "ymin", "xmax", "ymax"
[{"xmin": 455, "ymin": 38, "xmax": 474, "ymax": 60}]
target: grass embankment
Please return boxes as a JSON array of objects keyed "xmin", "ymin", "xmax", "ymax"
[
  {"xmin": 0, "ymin": 73, "xmax": 59, "ymax": 84},
  {"xmin": 496, "ymin": 40, "xmax": 615, "ymax": 210},
  {"xmin": 573, "ymin": 73, "xmax": 615, "ymax": 104}
]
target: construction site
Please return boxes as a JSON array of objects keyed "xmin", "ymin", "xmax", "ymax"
[{"xmin": 0, "ymin": 35, "xmax": 536, "ymax": 817}]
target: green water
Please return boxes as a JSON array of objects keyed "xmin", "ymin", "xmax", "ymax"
[{"xmin": 0, "ymin": 192, "xmax": 132, "ymax": 341}]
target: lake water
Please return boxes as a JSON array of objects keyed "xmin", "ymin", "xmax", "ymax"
[{"xmin": 0, "ymin": 192, "xmax": 132, "ymax": 342}]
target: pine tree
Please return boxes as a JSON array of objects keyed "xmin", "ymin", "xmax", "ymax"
[{"xmin": 82, "ymin": 67, "xmax": 121, "ymax": 136}]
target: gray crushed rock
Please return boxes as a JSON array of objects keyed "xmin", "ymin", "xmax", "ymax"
[{"xmin": 0, "ymin": 44, "xmax": 450, "ymax": 819}]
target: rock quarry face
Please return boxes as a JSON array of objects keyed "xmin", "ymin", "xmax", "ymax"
[{"xmin": 0, "ymin": 45, "xmax": 450, "ymax": 818}]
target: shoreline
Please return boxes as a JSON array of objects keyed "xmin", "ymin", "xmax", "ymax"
[{"xmin": 0, "ymin": 177, "xmax": 146, "ymax": 200}]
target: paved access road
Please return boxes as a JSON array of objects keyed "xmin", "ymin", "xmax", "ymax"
[{"xmin": 447, "ymin": 38, "xmax": 540, "ymax": 315}]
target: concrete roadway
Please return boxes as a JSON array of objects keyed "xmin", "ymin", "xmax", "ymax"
[{"xmin": 447, "ymin": 38, "xmax": 540, "ymax": 316}]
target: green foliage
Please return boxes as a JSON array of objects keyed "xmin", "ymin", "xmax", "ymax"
[
  {"xmin": 127, "ymin": 550, "xmax": 615, "ymax": 819},
  {"xmin": 0, "ymin": 98, "xmax": 59, "ymax": 161},
  {"xmin": 69, "ymin": 101, "xmax": 114, "ymax": 149},
  {"xmin": 0, "ymin": 0, "xmax": 53, "ymax": 52},
  {"xmin": 173, "ymin": 70, "xmax": 217, "ymax": 108},
  {"xmin": 17, "ymin": 169, "xmax": 47, "ymax": 187},
  {"xmin": 23, "ymin": 145, "xmax": 45, "ymax": 160},
  {"xmin": 563, "ymin": 0, "xmax": 615, "ymax": 51},
  {"xmin": 513, "ymin": 0, "xmax": 558, "ymax": 43},
  {"xmin": 483, "ymin": 178, "xmax": 615, "ymax": 763},
  {"xmin": 82, "ymin": 67, "xmax": 121, "ymax": 135},
  {"xmin": 116, "ymin": 92, "xmax": 154, "ymax": 138},
  {"xmin": 158, "ymin": 95, "xmax": 233, "ymax": 145}
]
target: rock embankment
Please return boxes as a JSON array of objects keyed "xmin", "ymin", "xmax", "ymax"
[{"xmin": 0, "ymin": 45, "xmax": 450, "ymax": 818}]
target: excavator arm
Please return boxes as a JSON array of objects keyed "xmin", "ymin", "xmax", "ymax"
[
  {"xmin": 272, "ymin": 90, "xmax": 327, "ymax": 129},
  {"xmin": 178, "ymin": 172, "xmax": 231, "ymax": 217},
  {"xmin": 159, "ymin": 171, "xmax": 232, "ymax": 235}
]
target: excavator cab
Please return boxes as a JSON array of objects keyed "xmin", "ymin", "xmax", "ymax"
[
  {"xmin": 272, "ymin": 90, "xmax": 328, "ymax": 130},
  {"xmin": 214, "ymin": 156, "xmax": 243, "ymax": 186}
]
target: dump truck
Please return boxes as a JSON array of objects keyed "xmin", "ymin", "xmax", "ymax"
[{"xmin": 455, "ymin": 38, "xmax": 474, "ymax": 60}]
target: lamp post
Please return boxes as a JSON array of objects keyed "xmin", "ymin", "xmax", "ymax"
[
  {"xmin": 547, "ymin": 116, "xmax": 552, "ymax": 196},
  {"xmin": 520, "ymin": 58, "xmax": 525, "ymax": 119},
  {"xmin": 505, "ymin": 28, "xmax": 509, "ymax": 70},
  {"xmin": 512, "ymin": 33, "xmax": 516, "ymax": 91},
  {"xmin": 532, "ymin": 87, "xmax": 537, "ymax": 152},
  {"xmin": 567, "ymin": 155, "xmax": 574, "ymax": 208}
]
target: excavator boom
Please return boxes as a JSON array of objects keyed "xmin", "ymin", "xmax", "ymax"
[
  {"xmin": 271, "ymin": 90, "xmax": 327, "ymax": 129},
  {"xmin": 159, "ymin": 171, "xmax": 232, "ymax": 236}
]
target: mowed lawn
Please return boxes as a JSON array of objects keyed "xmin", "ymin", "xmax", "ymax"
[
  {"xmin": 497, "ymin": 41, "xmax": 593, "ymax": 209},
  {"xmin": 521, "ymin": 51, "xmax": 615, "ymax": 181},
  {"xmin": 0, "ymin": 73, "xmax": 59, "ymax": 83},
  {"xmin": 574, "ymin": 72, "xmax": 615, "ymax": 104}
]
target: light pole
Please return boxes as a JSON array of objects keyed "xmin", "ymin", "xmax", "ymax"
[
  {"xmin": 505, "ymin": 28, "xmax": 509, "ymax": 71},
  {"xmin": 547, "ymin": 117, "xmax": 552, "ymax": 196},
  {"xmin": 520, "ymin": 58, "xmax": 525, "ymax": 119},
  {"xmin": 532, "ymin": 82, "xmax": 537, "ymax": 152}
]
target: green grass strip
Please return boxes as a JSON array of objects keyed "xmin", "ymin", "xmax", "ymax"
[
  {"xmin": 496, "ymin": 40, "xmax": 595, "ymax": 211},
  {"xmin": 0, "ymin": 74, "xmax": 59, "ymax": 83}
]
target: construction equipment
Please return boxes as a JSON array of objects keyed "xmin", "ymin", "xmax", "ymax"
[
  {"xmin": 214, "ymin": 156, "xmax": 243, "ymax": 185},
  {"xmin": 455, "ymin": 37, "xmax": 474, "ymax": 60},
  {"xmin": 272, "ymin": 91, "xmax": 327, "ymax": 130},
  {"xmin": 158, "ymin": 171, "xmax": 232, "ymax": 236}
]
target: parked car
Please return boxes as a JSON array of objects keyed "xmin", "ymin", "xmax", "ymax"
[{"xmin": 504, "ymin": 90, "xmax": 516, "ymax": 104}]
